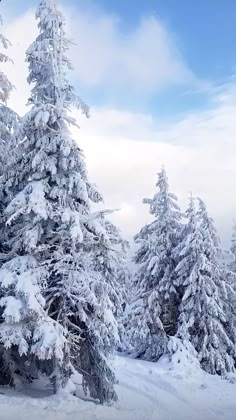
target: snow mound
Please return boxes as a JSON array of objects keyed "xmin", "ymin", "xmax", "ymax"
[
  {"xmin": 0, "ymin": 353, "xmax": 235, "ymax": 420},
  {"xmin": 158, "ymin": 337, "xmax": 201, "ymax": 375}
]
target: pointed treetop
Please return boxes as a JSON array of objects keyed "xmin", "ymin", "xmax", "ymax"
[
  {"xmin": 26, "ymin": 0, "xmax": 89, "ymax": 116},
  {"xmin": 143, "ymin": 166, "xmax": 181, "ymax": 220},
  {"xmin": 36, "ymin": 0, "xmax": 64, "ymax": 29},
  {"xmin": 156, "ymin": 165, "xmax": 168, "ymax": 188},
  {"xmin": 231, "ymin": 220, "xmax": 236, "ymax": 258},
  {"xmin": 197, "ymin": 197, "xmax": 221, "ymax": 259},
  {"xmin": 186, "ymin": 193, "xmax": 196, "ymax": 224}
]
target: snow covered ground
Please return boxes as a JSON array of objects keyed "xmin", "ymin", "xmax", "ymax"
[{"xmin": 0, "ymin": 352, "xmax": 236, "ymax": 420}]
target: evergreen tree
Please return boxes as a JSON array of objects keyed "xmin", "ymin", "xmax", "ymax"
[
  {"xmin": 0, "ymin": 17, "xmax": 18, "ymax": 173},
  {"xmin": 126, "ymin": 286, "xmax": 168, "ymax": 360},
  {"xmin": 0, "ymin": 19, "xmax": 13, "ymax": 106},
  {"xmin": 198, "ymin": 199, "xmax": 236, "ymax": 359},
  {"xmin": 69, "ymin": 212, "xmax": 128, "ymax": 402},
  {"xmin": 175, "ymin": 197, "xmax": 235, "ymax": 376},
  {"xmin": 229, "ymin": 222, "xmax": 236, "ymax": 273},
  {"xmin": 93, "ymin": 212, "xmax": 130, "ymax": 318},
  {"xmin": 0, "ymin": 256, "xmax": 68, "ymax": 390},
  {"xmin": 0, "ymin": 0, "xmax": 119, "ymax": 400},
  {"xmin": 47, "ymin": 248, "xmax": 118, "ymax": 403},
  {"xmin": 0, "ymin": 15, "xmax": 21, "ymax": 386},
  {"xmin": 127, "ymin": 168, "xmax": 182, "ymax": 360},
  {"xmin": 93, "ymin": 213, "xmax": 130, "ymax": 352}
]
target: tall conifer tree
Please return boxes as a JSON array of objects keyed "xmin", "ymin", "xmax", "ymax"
[
  {"xmin": 0, "ymin": 16, "xmax": 18, "ymax": 173},
  {"xmin": 175, "ymin": 197, "xmax": 236, "ymax": 376},
  {"xmin": 0, "ymin": 0, "xmax": 119, "ymax": 400},
  {"xmin": 127, "ymin": 168, "xmax": 182, "ymax": 360}
]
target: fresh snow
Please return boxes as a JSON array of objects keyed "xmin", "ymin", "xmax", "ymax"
[{"xmin": 0, "ymin": 353, "xmax": 235, "ymax": 420}]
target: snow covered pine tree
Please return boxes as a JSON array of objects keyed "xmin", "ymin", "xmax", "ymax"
[
  {"xmin": 0, "ymin": 14, "xmax": 19, "ymax": 247},
  {"xmin": 175, "ymin": 196, "xmax": 236, "ymax": 376},
  {"xmin": 93, "ymin": 212, "xmax": 130, "ymax": 320},
  {"xmin": 0, "ymin": 16, "xmax": 19, "ymax": 176},
  {"xmin": 0, "ymin": 256, "xmax": 68, "ymax": 390},
  {"xmin": 0, "ymin": 19, "xmax": 12, "ymax": 107},
  {"xmin": 0, "ymin": 0, "xmax": 119, "ymax": 401},
  {"xmin": 91, "ymin": 212, "xmax": 130, "ymax": 349},
  {"xmin": 197, "ymin": 198, "xmax": 236, "ymax": 373},
  {"xmin": 127, "ymin": 167, "xmax": 182, "ymax": 360},
  {"xmin": 230, "ymin": 222, "xmax": 236, "ymax": 273},
  {"xmin": 0, "ymin": 14, "xmax": 21, "ymax": 387},
  {"xmin": 227, "ymin": 224, "xmax": 236, "ymax": 348}
]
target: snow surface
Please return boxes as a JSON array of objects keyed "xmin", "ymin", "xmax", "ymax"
[{"xmin": 0, "ymin": 353, "xmax": 235, "ymax": 420}]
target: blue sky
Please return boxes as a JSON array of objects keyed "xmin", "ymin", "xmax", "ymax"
[
  {"xmin": 2, "ymin": 0, "xmax": 236, "ymax": 245},
  {"xmin": 12, "ymin": 0, "xmax": 236, "ymax": 79},
  {"xmin": 93, "ymin": 0, "xmax": 236, "ymax": 79},
  {"xmin": 3, "ymin": 0, "xmax": 236, "ymax": 118}
]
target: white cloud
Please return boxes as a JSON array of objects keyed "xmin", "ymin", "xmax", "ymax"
[
  {"xmin": 75, "ymin": 97, "xmax": 236, "ymax": 246},
  {"xmin": 64, "ymin": 8, "xmax": 195, "ymax": 93}
]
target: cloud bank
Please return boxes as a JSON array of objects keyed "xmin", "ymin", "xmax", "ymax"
[{"xmin": 76, "ymin": 99, "xmax": 236, "ymax": 246}]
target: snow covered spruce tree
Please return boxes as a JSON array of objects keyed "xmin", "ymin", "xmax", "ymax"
[
  {"xmin": 229, "ymin": 222, "xmax": 236, "ymax": 273},
  {"xmin": 0, "ymin": 16, "xmax": 13, "ymax": 115},
  {"xmin": 127, "ymin": 167, "xmax": 182, "ymax": 360},
  {"xmin": 227, "ymin": 225, "xmax": 236, "ymax": 345},
  {"xmin": 93, "ymin": 212, "xmax": 130, "ymax": 319},
  {"xmin": 92, "ymin": 212, "xmax": 130, "ymax": 351},
  {"xmin": 60, "ymin": 212, "xmax": 129, "ymax": 402},
  {"xmin": 0, "ymin": 17, "xmax": 19, "ymax": 175},
  {"xmin": 0, "ymin": 15, "xmax": 19, "ymax": 229},
  {"xmin": 0, "ymin": 0, "xmax": 119, "ymax": 400},
  {"xmin": 47, "ymin": 247, "xmax": 118, "ymax": 403},
  {"xmin": 198, "ymin": 199, "xmax": 236, "ymax": 368},
  {"xmin": 46, "ymin": 214, "xmax": 122, "ymax": 403},
  {"xmin": 175, "ymin": 196, "xmax": 236, "ymax": 376},
  {"xmin": 228, "ymin": 222, "xmax": 236, "ymax": 304},
  {"xmin": 0, "ymin": 16, "xmax": 22, "ymax": 386},
  {"xmin": 0, "ymin": 256, "xmax": 68, "ymax": 390}
]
